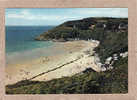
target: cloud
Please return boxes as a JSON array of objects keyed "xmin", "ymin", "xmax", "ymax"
[
  {"xmin": 74, "ymin": 8, "xmax": 128, "ymax": 18},
  {"xmin": 6, "ymin": 10, "xmax": 78, "ymax": 21},
  {"xmin": 5, "ymin": 8, "xmax": 128, "ymax": 26},
  {"xmin": 7, "ymin": 10, "xmax": 31, "ymax": 19},
  {"xmin": 6, "ymin": 8, "xmax": 128, "ymax": 20}
]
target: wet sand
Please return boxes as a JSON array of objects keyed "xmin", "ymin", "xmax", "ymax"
[{"xmin": 6, "ymin": 40, "xmax": 101, "ymax": 85}]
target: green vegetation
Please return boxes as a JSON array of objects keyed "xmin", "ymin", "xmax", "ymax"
[
  {"xmin": 6, "ymin": 57, "xmax": 128, "ymax": 94},
  {"xmin": 6, "ymin": 17, "xmax": 128, "ymax": 94},
  {"xmin": 35, "ymin": 17, "xmax": 127, "ymax": 41},
  {"xmin": 94, "ymin": 30, "xmax": 128, "ymax": 63}
]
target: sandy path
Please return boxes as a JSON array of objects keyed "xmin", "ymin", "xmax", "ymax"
[{"xmin": 6, "ymin": 40, "xmax": 101, "ymax": 85}]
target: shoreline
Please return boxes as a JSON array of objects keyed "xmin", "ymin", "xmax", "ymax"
[{"xmin": 6, "ymin": 40, "xmax": 101, "ymax": 85}]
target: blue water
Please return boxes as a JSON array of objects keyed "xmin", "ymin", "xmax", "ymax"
[{"xmin": 6, "ymin": 26, "xmax": 55, "ymax": 54}]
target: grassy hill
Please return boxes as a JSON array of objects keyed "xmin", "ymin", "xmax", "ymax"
[{"xmin": 6, "ymin": 17, "xmax": 128, "ymax": 94}]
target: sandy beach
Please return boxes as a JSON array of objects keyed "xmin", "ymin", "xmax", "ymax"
[{"xmin": 6, "ymin": 40, "xmax": 101, "ymax": 85}]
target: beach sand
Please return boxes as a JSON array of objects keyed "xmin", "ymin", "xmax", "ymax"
[{"xmin": 5, "ymin": 40, "xmax": 101, "ymax": 85}]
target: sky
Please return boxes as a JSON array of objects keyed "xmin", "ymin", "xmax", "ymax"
[{"xmin": 5, "ymin": 8, "xmax": 128, "ymax": 26}]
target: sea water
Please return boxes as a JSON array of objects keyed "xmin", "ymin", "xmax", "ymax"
[{"xmin": 6, "ymin": 26, "xmax": 55, "ymax": 64}]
